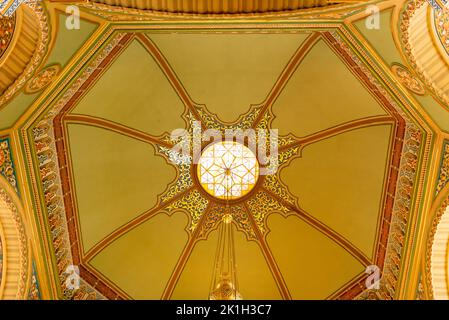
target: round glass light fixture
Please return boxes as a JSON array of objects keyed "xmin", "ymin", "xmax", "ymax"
[{"xmin": 197, "ymin": 141, "xmax": 259, "ymax": 200}]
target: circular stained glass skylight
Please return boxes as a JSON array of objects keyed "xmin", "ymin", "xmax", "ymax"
[{"xmin": 197, "ymin": 141, "xmax": 259, "ymax": 200}]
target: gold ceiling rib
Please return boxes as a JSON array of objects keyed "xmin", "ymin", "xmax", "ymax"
[
  {"xmin": 13, "ymin": 1, "xmax": 435, "ymax": 298},
  {"xmin": 64, "ymin": 114, "xmax": 174, "ymax": 149},
  {"xmin": 93, "ymin": 0, "xmax": 332, "ymax": 14},
  {"xmin": 278, "ymin": 115, "xmax": 395, "ymax": 152},
  {"xmin": 135, "ymin": 34, "xmax": 206, "ymax": 130},
  {"xmin": 260, "ymin": 186, "xmax": 371, "ymax": 266},
  {"xmin": 65, "ymin": 29, "xmax": 374, "ymax": 299},
  {"xmin": 242, "ymin": 201, "xmax": 292, "ymax": 300},
  {"xmin": 161, "ymin": 201, "xmax": 213, "ymax": 300},
  {"xmin": 252, "ymin": 32, "xmax": 321, "ymax": 129},
  {"xmin": 82, "ymin": 185, "xmax": 196, "ymax": 262}
]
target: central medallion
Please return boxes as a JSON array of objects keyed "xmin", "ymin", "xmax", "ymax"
[{"xmin": 197, "ymin": 141, "xmax": 259, "ymax": 200}]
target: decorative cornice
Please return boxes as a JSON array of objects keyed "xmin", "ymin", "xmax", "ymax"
[
  {"xmin": 0, "ymin": 137, "xmax": 18, "ymax": 194},
  {"xmin": 434, "ymin": 6, "xmax": 449, "ymax": 55},
  {"xmin": 93, "ymin": 0, "xmax": 329, "ymax": 14},
  {"xmin": 400, "ymin": 0, "xmax": 449, "ymax": 107},
  {"xmin": 24, "ymin": 63, "xmax": 61, "ymax": 94},
  {"xmin": 391, "ymin": 63, "xmax": 426, "ymax": 96},
  {"xmin": 435, "ymin": 141, "xmax": 449, "ymax": 196},
  {"xmin": 80, "ymin": 0, "xmax": 363, "ymax": 21},
  {"xmin": 0, "ymin": 1, "xmax": 49, "ymax": 107},
  {"xmin": 0, "ymin": 4, "xmax": 38, "ymax": 95}
]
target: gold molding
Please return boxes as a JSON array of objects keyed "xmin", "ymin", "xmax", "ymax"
[
  {"xmin": 400, "ymin": 0, "xmax": 449, "ymax": 108},
  {"xmin": 93, "ymin": 0, "xmax": 330, "ymax": 14},
  {"xmin": 0, "ymin": 6, "xmax": 38, "ymax": 95},
  {"xmin": 0, "ymin": 175, "xmax": 28, "ymax": 300},
  {"xmin": 0, "ymin": 1, "xmax": 50, "ymax": 108},
  {"xmin": 430, "ymin": 203, "xmax": 449, "ymax": 299}
]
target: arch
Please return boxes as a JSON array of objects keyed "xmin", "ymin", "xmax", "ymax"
[
  {"xmin": 427, "ymin": 180, "xmax": 449, "ymax": 300},
  {"xmin": 0, "ymin": 175, "xmax": 28, "ymax": 300},
  {"xmin": 400, "ymin": 0, "xmax": 449, "ymax": 107}
]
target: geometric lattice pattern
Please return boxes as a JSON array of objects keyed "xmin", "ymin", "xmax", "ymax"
[{"xmin": 197, "ymin": 141, "xmax": 259, "ymax": 200}]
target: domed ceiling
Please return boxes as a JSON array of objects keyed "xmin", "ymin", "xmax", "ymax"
[
  {"xmin": 44, "ymin": 30, "xmax": 402, "ymax": 300},
  {"xmin": 1, "ymin": 0, "xmax": 447, "ymax": 300}
]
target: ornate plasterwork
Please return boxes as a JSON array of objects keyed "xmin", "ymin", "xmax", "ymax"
[
  {"xmin": 391, "ymin": 63, "xmax": 426, "ymax": 95},
  {"xmin": 0, "ymin": 14, "xmax": 15, "ymax": 59},
  {"xmin": 0, "ymin": 0, "xmax": 49, "ymax": 106},
  {"xmin": 436, "ymin": 141, "xmax": 449, "ymax": 196},
  {"xmin": 27, "ymin": 261, "xmax": 41, "ymax": 300},
  {"xmin": 0, "ymin": 183, "xmax": 28, "ymax": 299},
  {"xmin": 25, "ymin": 64, "xmax": 61, "ymax": 94},
  {"xmin": 400, "ymin": 0, "xmax": 449, "ymax": 107},
  {"xmin": 23, "ymin": 20, "xmax": 430, "ymax": 300},
  {"xmin": 30, "ymin": 33, "xmax": 127, "ymax": 300},
  {"xmin": 435, "ymin": 6, "xmax": 449, "ymax": 54},
  {"xmin": 327, "ymin": 30, "xmax": 425, "ymax": 300},
  {"xmin": 93, "ymin": 0, "xmax": 329, "ymax": 14},
  {"xmin": 0, "ymin": 137, "xmax": 18, "ymax": 194},
  {"xmin": 79, "ymin": 0, "xmax": 363, "ymax": 21},
  {"xmin": 163, "ymin": 189, "xmax": 209, "ymax": 232}
]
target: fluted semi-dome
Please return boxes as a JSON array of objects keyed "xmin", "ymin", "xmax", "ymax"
[{"xmin": 92, "ymin": 0, "xmax": 330, "ymax": 14}]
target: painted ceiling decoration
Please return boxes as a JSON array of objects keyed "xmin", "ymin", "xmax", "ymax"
[
  {"xmin": 401, "ymin": 0, "xmax": 449, "ymax": 107},
  {"xmin": 435, "ymin": 141, "xmax": 449, "ymax": 196},
  {"xmin": 0, "ymin": 137, "xmax": 18, "ymax": 193},
  {"xmin": 0, "ymin": 14, "xmax": 14, "ymax": 57},
  {"xmin": 0, "ymin": 0, "xmax": 48, "ymax": 106},
  {"xmin": 24, "ymin": 18, "xmax": 428, "ymax": 301},
  {"xmin": 435, "ymin": 5, "xmax": 449, "ymax": 53},
  {"xmin": 0, "ymin": 0, "xmax": 448, "ymax": 300}
]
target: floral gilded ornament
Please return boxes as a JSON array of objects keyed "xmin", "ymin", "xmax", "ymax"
[
  {"xmin": 25, "ymin": 64, "xmax": 61, "ymax": 94},
  {"xmin": 435, "ymin": 5, "xmax": 449, "ymax": 54},
  {"xmin": 435, "ymin": 141, "xmax": 449, "ymax": 195},
  {"xmin": 28, "ymin": 262, "xmax": 41, "ymax": 300},
  {"xmin": 0, "ymin": 138, "xmax": 18, "ymax": 193},
  {"xmin": 0, "ymin": 14, "xmax": 14, "ymax": 58},
  {"xmin": 391, "ymin": 64, "xmax": 426, "ymax": 95}
]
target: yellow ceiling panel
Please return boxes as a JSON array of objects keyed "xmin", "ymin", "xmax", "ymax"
[
  {"xmin": 272, "ymin": 39, "xmax": 387, "ymax": 137},
  {"xmin": 72, "ymin": 39, "xmax": 186, "ymax": 136},
  {"xmin": 353, "ymin": 8, "xmax": 402, "ymax": 66},
  {"xmin": 148, "ymin": 32, "xmax": 310, "ymax": 123},
  {"xmin": 171, "ymin": 230, "xmax": 218, "ymax": 300},
  {"xmin": 67, "ymin": 123, "xmax": 176, "ymax": 252},
  {"xmin": 89, "ymin": 212, "xmax": 189, "ymax": 299},
  {"xmin": 172, "ymin": 226, "xmax": 281, "ymax": 300},
  {"xmin": 46, "ymin": 12, "xmax": 98, "ymax": 67},
  {"xmin": 267, "ymin": 214, "xmax": 365, "ymax": 299},
  {"xmin": 281, "ymin": 124, "xmax": 392, "ymax": 258},
  {"xmin": 233, "ymin": 227, "xmax": 282, "ymax": 300}
]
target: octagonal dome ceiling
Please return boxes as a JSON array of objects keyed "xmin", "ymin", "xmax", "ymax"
[
  {"xmin": 4, "ymin": 0, "xmax": 441, "ymax": 301},
  {"xmin": 26, "ymin": 22, "xmax": 420, "ymax": 299}
]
